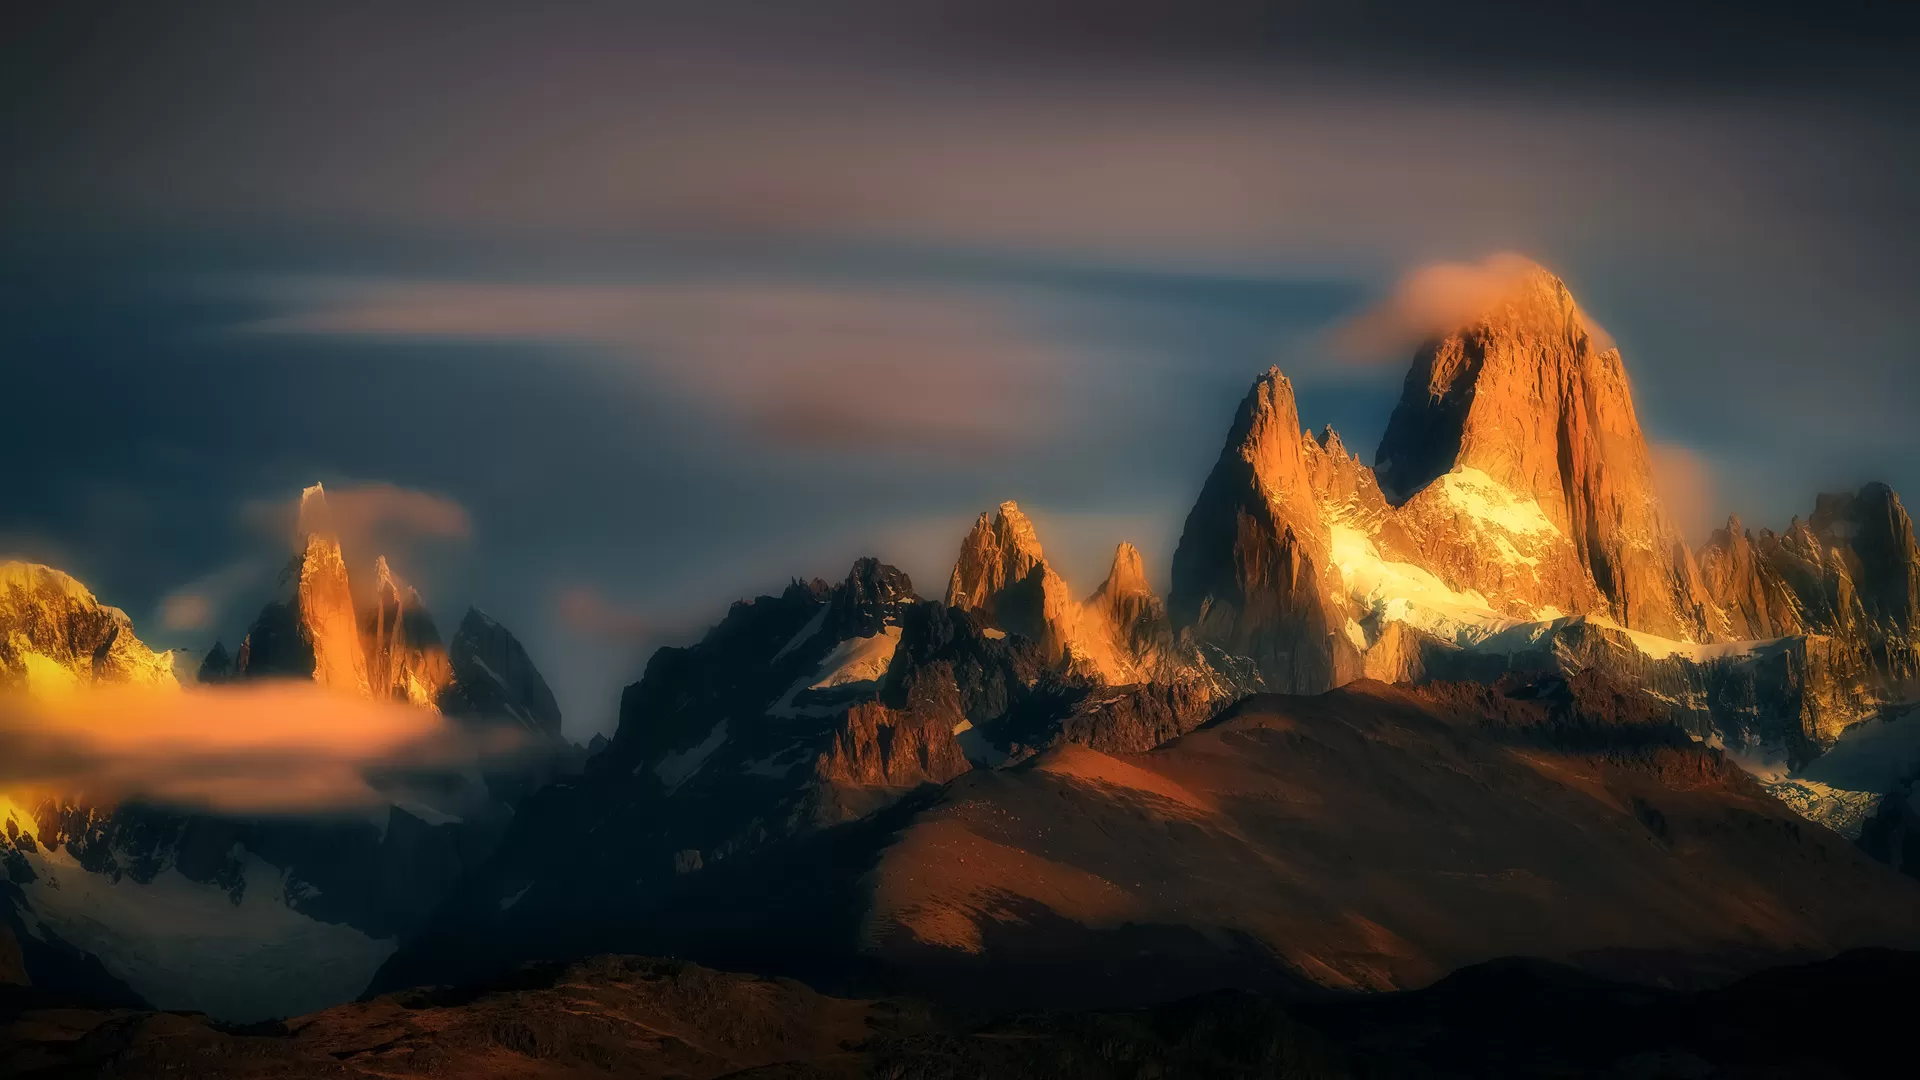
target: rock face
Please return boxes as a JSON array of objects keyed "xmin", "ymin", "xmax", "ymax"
[
  {"xmin": 1169, "ymin": 368, "xmax": 1357, "ymax": 693},
  {"xmin": 1693, "ymin": 486, "xmax": 1920, "ymax": 722},
  {"xmin": 1083, "ymin": 543, "xmax": 1181, "ymax": 683},
  {"xmin": 944, "ymin": 501, "xmax": 1127, "ymax": 678},
  {"xmin": 236, "ymin": 484, "xmax": 372, "ymax": 694},
  {"xmin": 1372, "ymin": 265, "xmax": 1709, "ymax": 640},
  {"xmin": 0, "ymin": 563, "xmax": 177, "ymax": 692},
  {"xmin": 439, "ymin": 608, "xmax": 562, "ymax": 738},
  {"xmin": 362, "ymin": 558, "xmax": 454, "ymax": 709},
  {"xmin": 1696, "ymin": 515, "xmax": 1805, "ymax": 641}
]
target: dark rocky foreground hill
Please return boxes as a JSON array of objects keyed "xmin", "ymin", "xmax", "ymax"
[
  {"xmin": 372, "ymin": 677, "xmax": 1920, "ymax": 1008},
  {"xmin": 7, "ymin": 948, "xmax": 1917, "ymax": 1078}
]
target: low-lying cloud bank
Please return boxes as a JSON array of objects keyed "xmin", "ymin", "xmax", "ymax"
[{"xmin": 0, "ymin": 681, "xmax": 526, "ymax": 815}]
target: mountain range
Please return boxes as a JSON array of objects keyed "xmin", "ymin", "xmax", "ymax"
[{"xmin": 4, "ymin": 261, "xmax": 1918, "ymax": 1074}]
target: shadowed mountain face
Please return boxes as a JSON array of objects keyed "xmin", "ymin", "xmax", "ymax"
[{"xmin": 371, "ymin": 676, "xmax": 1920, "ymax": 1009}]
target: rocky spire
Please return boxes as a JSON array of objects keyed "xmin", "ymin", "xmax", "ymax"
[
  {"xmin": 236, "ymin": 483, "xmax": 372, "ymax": 695},
  {"xmin": 1697, "ymin": 515, "xmax": 1805, "ymax": 640},
  {"xmin": 1169, "ymin": 367, "xmax": 1355, "ymax": 692},
  {"xmin": 827, "ymin": 557, "xmax": 916, "ymax": 640},
  {"xmin": 363, "ymin": 556, "xmax": 454, "ymax": 708},
  {"xmin": 1371, "ymin": 262, "xmax": 1710, "ymax": 640},
  {"xmin": 1810, "ymin": 483, "xmax": 1920, "ymax": 636},
  {"xmin": 197, "ymin": 641, "xmax": 235, "ymax": 684},
  {"xmin": 1084, "ymin": 542, "xmax": 1178, "ymax": 682},
  {"xmin": 944, "ymin": 501, "xmax": 1081, "ymax": 660},
  {"xmin": 442, "ymin": 607, "xmax": 563, "ymax": 738}
]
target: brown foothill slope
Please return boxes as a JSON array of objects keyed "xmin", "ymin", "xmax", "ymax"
[{"xmin": 860, "ymin": 681, "xmax": 1920, "ymax": 1008}]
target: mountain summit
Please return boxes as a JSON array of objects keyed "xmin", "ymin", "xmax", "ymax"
[
  {"xmin": 1374, "ymin": 262, "xmax": 1708, "ymax": 639},
  {"xmin": 237, "ymin": 483, "xmax": 372, "ymax": 693}
]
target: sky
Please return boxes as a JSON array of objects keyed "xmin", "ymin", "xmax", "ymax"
[{"xmin": 3, "ymin": 1, "xmax": 1917, "ymax": 740}]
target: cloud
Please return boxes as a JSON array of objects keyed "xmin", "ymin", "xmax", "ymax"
[
  {"xmin": 554, "ymin": 586, "xmax": 652, "ymax": 642},
  {"xmin": 1651, "ymin": 442, "xmax": 1719, "ymax": 543},
  {"xmin": 158, "ymin": 558, "xmax": 275, "ymax": 632},
  {"xmin": 245, "ymin": 278, "xmax": 1083, "ymax": 452},
  {"xmin": 242, "ymin": 481, "xmax": 471, "ymax": 555},
  {"xmin": 1325, "ymin": 252, "xmax": 1615, "ymax": 363},
  {"xmin": 0, "ymin": 681, "xmax": 526, "ymax": 815}
]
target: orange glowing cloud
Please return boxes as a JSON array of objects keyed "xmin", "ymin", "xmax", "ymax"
[
  {"xmin": 242, "ymin": 481, "xmax": 471, "ymax": 557},
  {"xmin": 0, "ymin": 681, "xmax": 523, "ymax": 815},
  {"xmin": 243, "ymin": 279, "xmax": 1076, "ymax": 452},
  {"xmin": 1330, "ymin": 253, "xmax": 1615, "ymax": 363},
  {"xmin": 1651, "ymin": 442, "xmax": 1720, "ymax": 543},
  {"xmin": 554, "ymin": 586, "xmax": 652, "ymax": 643}
]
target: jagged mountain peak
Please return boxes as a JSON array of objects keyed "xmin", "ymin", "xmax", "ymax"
[
  {"xmin": 946, "ymin": 500, "xmax": 1055, "ymax": 614},
  {"xmin": 0, "ymin": 560, "xmax": 178, "ymax": 691},
  {"xmin": 237, "ymin": 483, "xmax": 370, "ymax": 695},
  {"xmin": 1169, "ymin": 365, "xmax": 1354, "ymax": 692},
  {"xmin": 444, "ymin": 606, "xmax": 562, "ymax": 738},
  {"xmin": 1370, "ymin": 266, "xmax": 1708, "ymax": 640},
  {"xmin": 197, "ymin": 640, "xmax": 235, "ymax": 684},
  {"xmin": 826, "ymin": 557, "xmax": 916, "ymax": 640},
  {"xmin": 1093, "ymin": 542, "xmax": 1150, "ymax": 602},
  {"xmin": 363, "ymin": 555, "xmax": 450, "ymax": 708},
  {"xmin": 1226, "ymin": 367, "xmax": 1318, "ymax": 522},
  {"xmin": 296, "ymin": 481, "xmax": 333, "ymax": 543}
]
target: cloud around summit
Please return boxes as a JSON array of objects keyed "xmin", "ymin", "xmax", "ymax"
[{"xmin": 0, "ymin": 681, "xmax": 525, "ymax": 815}]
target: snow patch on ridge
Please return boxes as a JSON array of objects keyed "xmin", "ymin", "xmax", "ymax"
[
  {"xmin": 14, "ymin": 844, "xmax": 395, "ymax": 1022},
  {"xmin": 808, "ymin": 627, "xmax": 902, "ymax": 689},
  {"xmin": 1328, "ymin": 523, "xmax": 1522, "ymax": 647},
  {"xmin": 770, "ymin": 606, "xmax": 829, "ymax": 662},
  {"xmin": 1439, "ymin": 467, "xmax": 1559, "ymax": 536},
  {"xmin": 654, "ymin": 720, "xmax": 729, "ymax": 791}
]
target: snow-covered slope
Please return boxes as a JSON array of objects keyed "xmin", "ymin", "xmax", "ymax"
[{"xmin": 4, "ymin": 800, "xmax": 394, "ymax": 1021}]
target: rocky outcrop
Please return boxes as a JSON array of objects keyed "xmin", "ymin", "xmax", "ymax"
[
  {"xmin": 1169, "ymin": 367, "xmax": 1357, "ymax": 693},
  {"xmin": 814, "ymin": 702, "xmax": 970, "ymax": 792},
  {"xmin": 440, "ymin": 609, "xmax": 562, "ymax": 738},
  {"xmin": 0, "ymin": 562, "xmax": 177, "ymax": 692},
  {"xmin": 362, "ymin": 557, "xmax": 454, "ymax": 709},
  {"xmin": 1050, "ymin": 679, "xmax": 1220, "ymax": 755},
  {"xmin": 236, "ymin": 484, "xmax": 371, "ymax": 694},
  {"xmin": 1697, "ymin": 516, "xmax": 1805, "ymax": 641}
]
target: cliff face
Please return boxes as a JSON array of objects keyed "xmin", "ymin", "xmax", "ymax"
[
  {"xmin": 1168, "ymin": 368, "xmax": 1357, "ymax": 693},
  {"xmin": 441, "ymin": 608, "xmax": 563, "ymax": 738},
  {"xmin": 236, "ymin": 485, "xmax": 372, "ymax": 695},
  {"xmin": 1696, "ymin": 486, "xmax": 1920, "ymax": 700},
  {"xmin": 363, "ymin": 557, "xmax": 454, "ymax": 709},
  {"xmin": 1697, "ymin": 516, "xmax": 1805, "ymax": 641},
  {"xmin": 1372, "ymin": 265, "xmax": 1709, "ymax": 640},
  {"xmin": 1083, "ymin": 542, "xmax": 1181, "ymax": 683},
  {"xmin": 944, "ymin": 501, "xmax": 1111, "ymax": 676}
]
